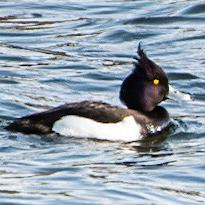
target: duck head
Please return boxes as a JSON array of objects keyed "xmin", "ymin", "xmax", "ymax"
[{"xmin": 120, "ymin": 44, "xmax": 169, "ymax": 112}]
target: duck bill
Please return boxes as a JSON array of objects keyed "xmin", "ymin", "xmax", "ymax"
[{"xmin": 167, "ymin": 85, "xmax": 192, "ymax": 102}]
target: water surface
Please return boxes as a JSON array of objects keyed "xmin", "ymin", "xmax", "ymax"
[{"xmin": 0, "ymin": 0, "xmax": 205, "ymax": 204}]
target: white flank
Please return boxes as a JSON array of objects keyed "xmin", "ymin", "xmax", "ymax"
[{"xmin": 52, "ymin": 115, "xmax": 142, "ymax": 142}]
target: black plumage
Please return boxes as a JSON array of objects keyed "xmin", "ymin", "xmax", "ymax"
[{"xmin": 6, "ymin": 44, "xmax": 170, "ymax": 137}]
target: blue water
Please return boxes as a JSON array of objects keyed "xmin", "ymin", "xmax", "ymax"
[{"xmin": 0, "ymin": 0, "xmax": 205, "ymax": 204}]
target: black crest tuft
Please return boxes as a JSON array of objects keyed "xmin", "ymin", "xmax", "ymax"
[
  {"xmin": 133, "ymin": 42, "xmax": 147, "ymax": 61},
  {"xmin": 133, "ymin": 43, "xmax": 165, "ymax": 80}
]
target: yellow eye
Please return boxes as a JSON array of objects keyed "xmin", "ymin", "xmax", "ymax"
[{"xmin": 153, "ymin": 79, "xmax": 159, "ymax": 86}]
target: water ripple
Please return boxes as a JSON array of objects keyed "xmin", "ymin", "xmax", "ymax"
[{"xmin": 0, "ymin": 0, "xmax": 205, "ymax": 204}]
